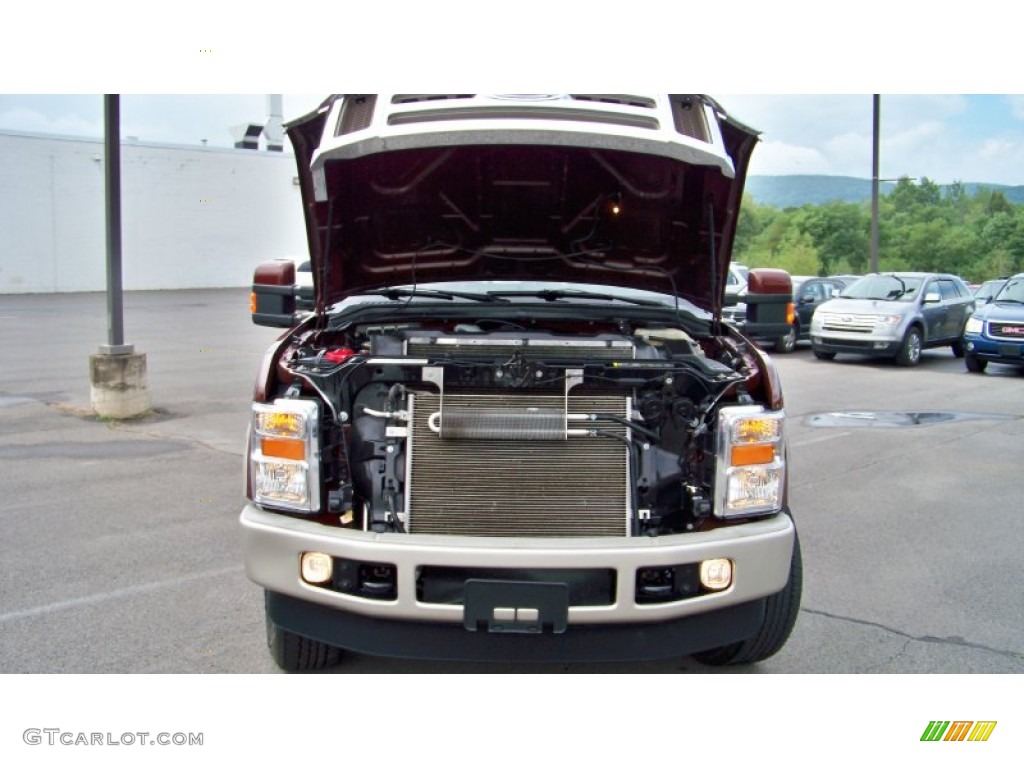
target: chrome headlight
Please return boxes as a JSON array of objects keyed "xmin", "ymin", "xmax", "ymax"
[
  {"xmin": 250, "ymin": 399, "xmax": 321, "ymax": 512},
  {"xmin": 715, "ymin": 406, "xmax": 785, "ymax": 518},
  {"xmin": 964, "ymin": 316, "xmax": 983, "ymax": 334}
]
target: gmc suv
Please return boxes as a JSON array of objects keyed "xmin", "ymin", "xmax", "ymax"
[{"xmin": 243, "ymin": 94, "xmax": 800, "ymax": 671}]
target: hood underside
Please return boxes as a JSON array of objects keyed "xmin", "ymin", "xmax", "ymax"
[{"xmin": 287, "ymin": 94, "xmax": 759, "ymax": 313}]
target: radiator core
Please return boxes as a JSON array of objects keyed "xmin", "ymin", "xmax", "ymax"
[{"xmin": 406, "ymin": 391, "xmax": 631, "ymax": 537}]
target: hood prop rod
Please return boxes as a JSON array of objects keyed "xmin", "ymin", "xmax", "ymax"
[
  {"xmin": 315, "ymin": 196, "xmax": 338, "ymax": 330},
  {"xmin": 707, "ymin": 199, "xmax": 723, "ymax": 336}
]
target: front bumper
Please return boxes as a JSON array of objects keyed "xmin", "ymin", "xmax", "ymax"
[
  {"xmin": 811, "ymin": 331, "xmax": 901, "ymax": 357},
  {"xmin": 241, "ymin": 503, "xmax": 795, "ymax": 627},
  {"xmin": 964, "ymin": 332, "xmax": 1024, "ymax": 365},
  {"xmin": 265, "ymin": 588, "xmax": 768, "ymax": 662}
]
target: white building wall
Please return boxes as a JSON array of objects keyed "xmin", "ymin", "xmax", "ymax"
[{"xmin": 0, "ymin": 131, "xmax": 308, "ymax": 293}]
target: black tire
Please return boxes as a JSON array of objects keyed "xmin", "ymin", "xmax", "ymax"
[
  {"xmin": 895, "ymin": 326, "xmax": 923, "ymax": 367},
  {"xmin": 774, "ymin": 324, "xmax": 798, "ymax": 354},
  {"xmin": 265, "ymin": 594, "xmax": 343, "ymax": 672},
  {"xmin": 813, "ymin": 349, "xmax": 836, "ymax": 361},
  {"xmin": 965, "ymin": 354, "xmax": 987, "ymax": 373},
  {"xmin": 694, "ymin": 529, "xmax": 802, "ymax": 667},
  {"xmin": 951, "ymin": 338, "xmax": 965, "ymax": 358}
]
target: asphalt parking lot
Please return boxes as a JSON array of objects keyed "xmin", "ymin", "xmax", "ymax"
[{"xmin": 1, "ymin": 288, "xmax": 1023, "ymax": 674}]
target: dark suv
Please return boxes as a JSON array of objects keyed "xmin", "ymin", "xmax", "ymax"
[
  {"xmin": 963, "ymin": 273, "xmax": 1024, "ymax": 372},
  {"xmin": 789, "ymin": 276, "xmax": 856, "ymax": 349}
]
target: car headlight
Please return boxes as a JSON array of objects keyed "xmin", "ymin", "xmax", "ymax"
[
  {"xmin": 964, "ymin": 316, "xmax": 983, "ymax": 334},
  {"xmin": 250, "ymin": 399, "xmax": 321, "ymax": 512},
  {"xmin": 876, "ymin": 314, "xmax": 903, "ymax": 326},
  {"xmin": 715, "ymin": 406, "xmax": 785, "ymax": 518}
]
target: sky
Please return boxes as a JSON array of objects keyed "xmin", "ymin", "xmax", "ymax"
[
  {"xmin": 4, "ymin": 4, "xmax": 1022, "ymax": 185},
  {"xmin": 3, "ymin": 93, "xmax": 1024, "ymax": 187}
]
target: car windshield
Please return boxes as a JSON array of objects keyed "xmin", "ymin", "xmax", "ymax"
[
  {"xmin": 842, "ymin": 275, "xmax": 923, "ymax": 302},
  {"xmin": 992, "ymin": 277, "xmax": 1024, "ymax": 303}
]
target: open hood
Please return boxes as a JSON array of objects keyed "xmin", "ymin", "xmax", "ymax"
[{"xmin": 286, "ymin": 94, "xmax": 759, "ymax": 314}]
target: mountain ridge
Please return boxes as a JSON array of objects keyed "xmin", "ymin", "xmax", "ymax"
[{"xmin": 745, "ymin": 175, "xmax": 1024, "ymax": 208}]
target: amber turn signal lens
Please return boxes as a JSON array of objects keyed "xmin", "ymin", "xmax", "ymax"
[
  {"xmin": 261, "ymin": 437, "xmax": 305, "ymax": 461},
  {"xmin": 730, "ymin": 443, "xmax": 775, "ymax": 466}
]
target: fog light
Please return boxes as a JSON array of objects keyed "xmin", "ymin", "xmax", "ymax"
[
  {"xmin": 301, "ymin": 552, "xmax": 333, "ymax": 584},
  {"xmin": 700, "ymin": 559, "xmax": 733, "ymax": 591}
]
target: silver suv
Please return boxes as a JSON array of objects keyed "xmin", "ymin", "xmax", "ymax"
[{"xmin": 810, "ymin": 272, "xmax": 974, "ymax": 366}]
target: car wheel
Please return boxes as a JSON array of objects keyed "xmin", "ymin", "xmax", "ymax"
[
  {"xmin": 895, "ymin": 327, "xmax": 922, "ymax": 367},
  {"xmin": 812, "ymin": 349, "xmax": 836, "ymax": 361},
  {"xmin": 774, "ymin": 323, "xmax": 798, "ymax": 354},
  {"xmin": 694, "ymin": 528, "xmax": 802, "ymax": 666},
  {"xmin": 965, "ymin": 354, "xmax": 987, "ymax": 374},
  {"xmin": 265, "ymin": 593, "xmax": 342, "ymax": 672},
  {"xmin": 951, "ymin": 338, "xmax": 965, "ymax": 358}
]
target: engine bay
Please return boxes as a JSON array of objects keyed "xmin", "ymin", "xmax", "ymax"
[{"xmin": 266, "ymin": 312, "xmax": 762, "ymax": 538}]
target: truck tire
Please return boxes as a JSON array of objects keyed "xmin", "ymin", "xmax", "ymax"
[
  {"xmin": 266, "ymin": 595, "xmax": 342, "ymax": 672},
  {"xmin": 812, "ymin": 349, "xmax": 835, "ymax": 361},
  {"xmin": 774, "ymin": 323, "xmax": 798, "ymax": 354},
  {"xmin": 964, "ymin": 354, "xmax": 987, "ymax": 373},
  {"xmin": 693, "ymin": 530, "xmax": 802, "ymax": 667}
]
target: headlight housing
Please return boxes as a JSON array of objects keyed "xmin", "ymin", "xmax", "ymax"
[
  {"xmin": 964, "ymin": 316, "xmax": 983, "ymax": 334},
  {"xmin": 715, "ymin": 405, "xmax": 785, "ymax": 518},
  {"xmin": 876, "ymin": 314, "xmax": 903, "ymax": 326},
  {"xmin": 250, "ymin": 399, "xmax": 320, "ymax": 512}
]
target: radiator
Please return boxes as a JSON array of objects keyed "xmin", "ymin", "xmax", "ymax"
[{"xmin": 405, "ymin": 391, "xmax": 631, "ymax": 537}]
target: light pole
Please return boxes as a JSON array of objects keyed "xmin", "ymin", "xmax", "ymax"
[
  {"xmin": 870, "ymin": 95, "xmax": 880, "ymax": 273},
  {"xmin": 868, "ymin": 96, "xmax": 915, "ymax": 274},
  {"xmin": 89, "ymin": 94, "xmax": 150, "ymax": 418}
]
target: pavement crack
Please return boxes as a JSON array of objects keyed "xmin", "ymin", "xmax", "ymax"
[{"xmin": 801, "ymin": 607, "xmax": 1024, "ymax": 662}]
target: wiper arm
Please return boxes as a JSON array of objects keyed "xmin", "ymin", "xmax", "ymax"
[
  {"xmin": 487, "ymin": 289, "xmax": 663, "ymax": 307},
  {"xmin": 362, "ymin": 288, "xmax": 508, "ymax": 303}
]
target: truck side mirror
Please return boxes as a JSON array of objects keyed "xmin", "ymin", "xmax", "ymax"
[{"xmin": 251, "ymin": 260, "xmax": 299, "ymax": 327}]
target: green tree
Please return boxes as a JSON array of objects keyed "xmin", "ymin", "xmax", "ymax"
[
  {"xmin": 734, "ymin": 179, "xmax": 1024, "ymax": 281},
  {"xmin": 799, "ymin": 202, "xmax": 870, "ymax": 275}
]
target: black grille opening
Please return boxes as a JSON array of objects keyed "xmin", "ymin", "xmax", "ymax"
[{"xmin": 417, "ymin": 566, "xmax": 615, "ymax": 606}]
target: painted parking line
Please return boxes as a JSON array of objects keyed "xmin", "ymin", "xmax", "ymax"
[
  {"xmin": 789, "ymin": 431, "xmax": 852, "ymax": 448},
  {"xmin": 0, "ymin": 565, "xmax": 245, "ymax": 624}
]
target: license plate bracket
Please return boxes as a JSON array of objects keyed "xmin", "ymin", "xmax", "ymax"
[
  {"xmin": 463, "ymin": 580, "xmax": 569, "ymax": 634},
  {"xmin": 997, "ymin": 343, "xmax": 1022, "ymax": 358}
]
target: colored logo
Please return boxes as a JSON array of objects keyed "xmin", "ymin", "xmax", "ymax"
[{"xmin": 921, "ymin": 721, "xmax": 997, "ymax": 742}]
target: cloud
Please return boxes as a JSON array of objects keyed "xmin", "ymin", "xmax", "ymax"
[
  {"xmin": 749, "ymin": 140, "xmax": 831, "ymax": 176},
  {"xmin": 1004, "ymin": 95, "xmax": 1024, "ymax": 121},
  {"xmin": 0, "ymin": 106, "xmax": 102, "ymax": 138}
]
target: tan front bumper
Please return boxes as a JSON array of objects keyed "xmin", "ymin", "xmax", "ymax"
[{"xmin": 241, "ymin": 504, "xmax": 795, "ymax": 625}]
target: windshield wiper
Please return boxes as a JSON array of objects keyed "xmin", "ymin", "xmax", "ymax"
[
  {"xmin": 362, "ymin": 288, "xmax": 508, "ymax": 303},
  {"xmin": 486, "ymin": 289, "xmax": 663, "ymax": 307}
]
